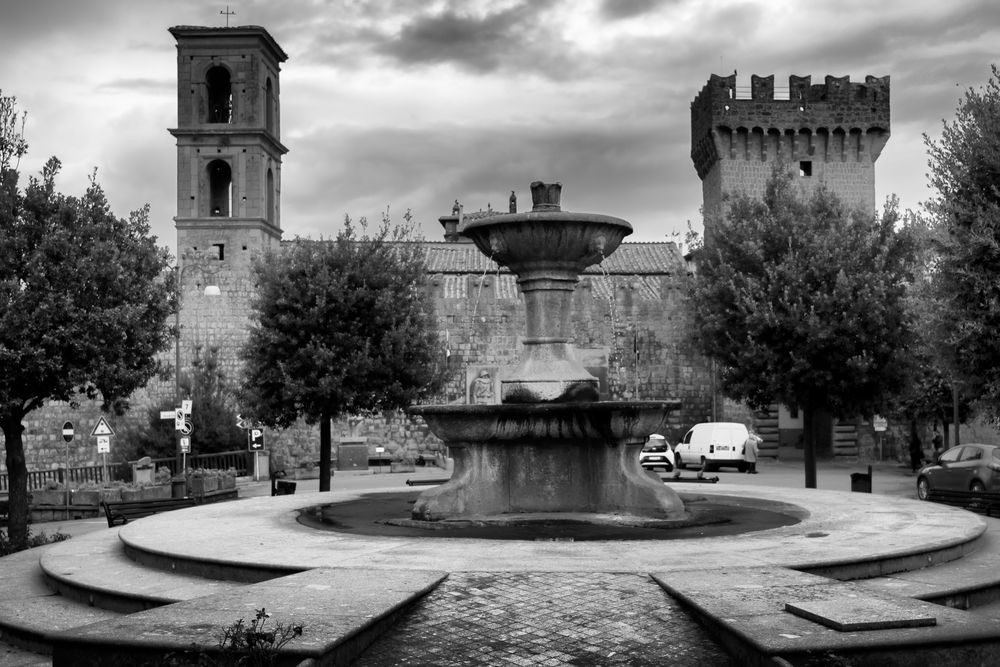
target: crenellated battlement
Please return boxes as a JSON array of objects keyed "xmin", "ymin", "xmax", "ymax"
[
  {"xmin": 691, "ymin": 73, "xmax": 890, "ymax": 179},
  {"xmin": 691, "ymin": 73, "xmax": 891, "ymax": 224},
  {"xmin": 695, "ymin": 73, "xmax": 889, "ymax": 106}
]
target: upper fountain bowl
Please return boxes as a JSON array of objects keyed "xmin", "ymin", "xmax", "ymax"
[{"xmin": 460, "ymin": 182, "xmax": 632, "ymax": 274}]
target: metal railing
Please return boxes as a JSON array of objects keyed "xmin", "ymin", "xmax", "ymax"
[
  {"xmin": 0, "ymin": 450, "xmax": 249, "ymax": 492},
  {"xmin": 0, "ymin": 464, "xmax": 118, "ymax": 492}
]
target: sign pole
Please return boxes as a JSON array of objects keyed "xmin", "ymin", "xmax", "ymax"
[{"xmin": 62, "ymin": 421, "xmax": 74, "ymax": 521}]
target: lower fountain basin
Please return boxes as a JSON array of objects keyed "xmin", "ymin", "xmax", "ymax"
[{"xmin": 407, "ymin": 401, "xmax": 685, "ymax": 522}]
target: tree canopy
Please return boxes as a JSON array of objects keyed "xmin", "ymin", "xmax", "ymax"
[
  {"xmin": 239, "ymin": 212, "xmax": 445, "ymax": 490},
  {"xmin": 924, "ymin": 64, "xmax": 1000, "ymax": 422},
  {"xmin": 0, "ymin": 91, "xmax": 175, "ymax": 549},
  {"xmin": 688, "ymin": 169, "xmax": 921, "ymax": 486}
]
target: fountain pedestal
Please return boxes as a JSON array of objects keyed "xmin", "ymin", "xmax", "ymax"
[
  {"xmin": 409, "ymin": 403, "xmax": 684, "ymax": 521},
  {"xmin": 408, "ymin": 182, "xmax": 686, "ymax": 522}
]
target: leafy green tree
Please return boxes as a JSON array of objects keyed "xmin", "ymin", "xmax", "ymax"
[
  {"xmin": 239, "ymin": 212, "xmax": 446, "ymax": 491},
  {"xmin": 123, "ymin": 345, "xmax": 245, "ymax": 462},
  {"xmin": 689, "ymin": 169, "xmax": 921, "ymax": 487},
  {"xmin": 923, "ymin": 64, "xmax": 1000, "ymax": 425},
  {"xmin": 0, "ymin": 92, "xmax": 174, "ymax": 549}
]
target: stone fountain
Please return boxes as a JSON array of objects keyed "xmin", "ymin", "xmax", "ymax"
[{"xmin": 408, "ymin": 182, "xmax": 685, "ymax": 524}]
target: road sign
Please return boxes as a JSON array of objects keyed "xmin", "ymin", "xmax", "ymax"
[
  {"xmin": 159, "ymin": 410, "xmax": 175, "ymax": 420},
  {"xmin": 179, "ymin": 436, "xmax": 190, "ymax": 453},
  {"xmin": 873, "ymin": 415, "xmax": 888, "ymax": 432},
  {"xmin": 179, "ymin": 420, "xmax": 193, "ymax": 436},
  {"xmin": 62, "ymin": 421, "xmax": 74, "ymax": 443},
  {"xmin": 97, "ymin": 435, "xmax": 111, "ymax": 454},
  {"xmin": 236, "ymin": 414, "xmax": 248, "ymax": 429},
  {"xmin": 175, "ymin": 409, "xmax": 185, "ymax": 430},
  {"xmin": 91, "ymin": 416, "xmax": 115, "ymax": 437},
  {"xmin": 248, "ymin": 428, "xmax": 265, "ymax": 451},
  {"xmin": 181, "ymin": 399, "xmax": 193, "ymax": 415}
]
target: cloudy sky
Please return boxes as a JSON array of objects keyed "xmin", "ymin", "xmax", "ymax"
[{"xmin": 1, "ymin": 0, "xmax": 998, "ymax": 254}]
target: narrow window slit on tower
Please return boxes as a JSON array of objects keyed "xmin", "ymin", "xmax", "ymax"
[{"xmin": 212, "ymin": 243, "xmax": 225, "ymax": 261}]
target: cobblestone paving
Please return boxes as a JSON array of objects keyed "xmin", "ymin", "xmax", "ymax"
[{"xmin": 354, "ymin": 572, "xmax": 734, "ymax": 666}]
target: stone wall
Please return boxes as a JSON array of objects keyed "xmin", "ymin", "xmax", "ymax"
[{"xmin": 3, "ymin": 252, "xmax": 717, "ymax": 474}]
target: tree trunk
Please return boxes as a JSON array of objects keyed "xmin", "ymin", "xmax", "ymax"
[
  {"xmin": 319, "ymin": 414, "xmax": 332, "ymax": 492},
  {"xmin": 802, "ymin": 408, "xmax": 818, "ymax": 489},
  {"xmin": 2, "ymin": 416, "xmax": 29, "ymax": 550}
]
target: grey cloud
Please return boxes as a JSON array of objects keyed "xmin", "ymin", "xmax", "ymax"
[
  {"xmin": 375, "ymin": 1, "xmax": 576, "ymax": 77},
  {"xmin": 598, "ymin": 0, "xmax": 676, "ymax": 21}
]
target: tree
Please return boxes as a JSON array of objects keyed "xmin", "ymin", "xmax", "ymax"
[
  {"xmin": 688, "ymin": 169, "xmax": 921, "ymax": 487},
  {"xmin": 239, "ymin": 212, "xmax": 446, "ymax": 491},
  {"xmin": 122, "ymin": 345, "xmax": 245, "ymax": 462},
  {"xmin": 924, "ymin": 64, "xmax": 1000, "ymax": 424},
  {"xmin": 0, "ymin": 92, "xmax": 174, "ymax": 549}
]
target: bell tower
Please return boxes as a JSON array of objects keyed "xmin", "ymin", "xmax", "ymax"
[
  {"xmin": 167, "ymin": 25, "xmax": 288, "ymax": 383},
  {"xmin": 169, "ymin": 25, "xmax": 288, "ymax": 270}
]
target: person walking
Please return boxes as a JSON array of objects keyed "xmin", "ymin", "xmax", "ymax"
[{"xmin": 744, "ymin": 425, "xmax": 761, "ymax": 474}]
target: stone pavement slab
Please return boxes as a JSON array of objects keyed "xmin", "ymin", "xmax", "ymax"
[
  {"xmin": 355, "ymin": 571, "xmax": 734, "ymax": 666},
  {"xmin": 115, "ymin": 484, "xmax": 986, "ymax": 577},
  {"xmin": 40, "ymin": 529, "xmax": 247, "ymax": 612},
  {"xmin": 654, "ymin": 566, "xmax": 1000, "ymax": 666},
  {"xmin": 50, "ymin": 567, "xmax": 447, "ymax": 666},
  {"xmin": 860, "ymin": 517, "xmax": 1000, "ymax": 608},
  {"xmin": 0, "ymin": 541, "xmax": 121, "ymax": 655}
]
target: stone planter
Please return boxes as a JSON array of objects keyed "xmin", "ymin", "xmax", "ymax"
[
  {"xmin": 390, "ymin": 462, "xmax": 416, "ymax": 473},
  {"xmin": 72, "ymin": 490, "xmax": 102, "ymax": 506},
  {"xmin": 218, "ymin": 475, "xmax": 236, "ymax": 491},
  {"xmin": 142, "ymin": 485, "xmax": 172, "ymax": 500},
  {"xmin": 189, "ymin": 476, "xmax": 218, "ymax": 496},
  {"xmin": 30, "ymin": 490, "xmax": 68, "ymax": 506},
  {"xmin": 120, "ymin": 488, "xmax": 144, "ymax": 502}
]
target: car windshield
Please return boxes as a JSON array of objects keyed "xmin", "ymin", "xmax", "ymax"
[{"xmin": 939, "ymin": 447, "xmax": 962, "ymax": 463}]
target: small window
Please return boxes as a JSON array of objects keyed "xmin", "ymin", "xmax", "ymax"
[
  {"xmin": 799, "ymin": 161, "xmax": 812, "ymax": 177},
  {"xmin": 960, "ymin": 447, "xmax": 983, "ymax": 462},
  {"xmin": 212, "ymin": 243, "xmax": 225, "ymax": 261}
]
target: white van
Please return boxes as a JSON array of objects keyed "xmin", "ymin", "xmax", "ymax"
[{"xmin": 675, "ymin": 422, "xmax": 749, "ymax": 472}]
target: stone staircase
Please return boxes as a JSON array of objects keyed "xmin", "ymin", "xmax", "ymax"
[
  {"xmin": 0, "ymin": 527, "xmax": 445, "ymax": 666},
  {"xmin": 4, "ymin": 496, "xmax": 1000, "ymax": 665}
]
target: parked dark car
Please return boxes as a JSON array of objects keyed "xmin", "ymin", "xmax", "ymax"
[{"xmin": 916, "ymin": 443, "xmax": 1000, "ymax": 500}]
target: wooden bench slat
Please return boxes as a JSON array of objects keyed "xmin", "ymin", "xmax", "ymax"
[
  {"xmin": 926, "ymin": 489, "xmax": 1000, "ymax": 518},
  {"xmin": 101, "ymin": 498, "xmax": 198, "ymax": 527}
]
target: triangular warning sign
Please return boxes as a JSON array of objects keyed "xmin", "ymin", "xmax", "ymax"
[{"xmin": 90, "ymin": 416, "xmax": 116, "ymax": 437}]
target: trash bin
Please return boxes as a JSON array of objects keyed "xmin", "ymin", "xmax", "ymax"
[
  {"xmin": 171, "ymin": 478, "xmax": 187, "ymax": 499},
  {"xmin": 850, "ymin": 466, "xmax": 872, "ymax": 493}
]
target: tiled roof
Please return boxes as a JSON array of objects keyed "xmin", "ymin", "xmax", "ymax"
[
  {"xmin": 436, "ymin": 274, "xmax": 666, "ymax": 300},
  {"xmin": 278, "ymin": 239, "xmax": 685, "ymax": 276},
  {"xmin": 422, "ymin": 242, "xmax": 685, "ymax": 275}
]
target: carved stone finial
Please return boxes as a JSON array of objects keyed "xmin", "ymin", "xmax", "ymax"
[{"xmin": 530, "ymin": 182, "xmax": 562, "ymax": 211}]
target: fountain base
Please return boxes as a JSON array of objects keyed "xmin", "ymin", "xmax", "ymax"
[{"xmin": 407, "ymin": 402, "xmax": 685, "ymax": 521}]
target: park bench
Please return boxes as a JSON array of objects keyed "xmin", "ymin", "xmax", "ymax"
[
  {"xmin": 101, "ymin": 497, "xmax": 199, "ymax": 527},
  {"xmin": 926, "ymin": 489, "xmax": 1000, "ymax": 518}
]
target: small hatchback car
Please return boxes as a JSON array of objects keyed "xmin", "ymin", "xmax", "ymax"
[
  {"xmin": 916, "ymin": 443, "xmax": 1000, "ymax": 500},
  {"xmin": 639, "ymin": 436, "xmax": 674, "ymax": 472}
]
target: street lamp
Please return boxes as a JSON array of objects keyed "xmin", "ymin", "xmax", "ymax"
[{"xmin": 174, "ymin": 263, "xmax": 220, "ymax": 472}]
